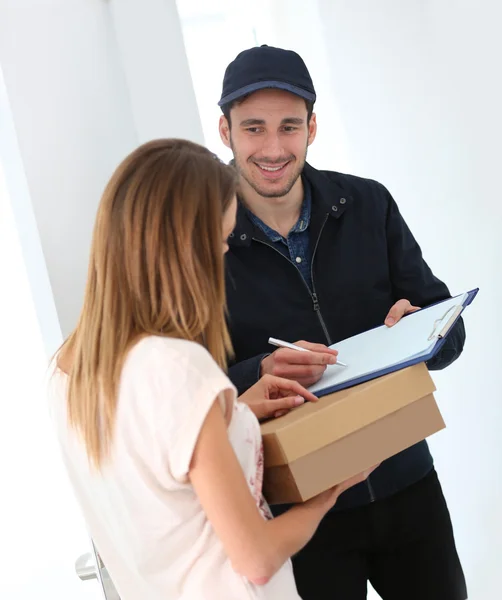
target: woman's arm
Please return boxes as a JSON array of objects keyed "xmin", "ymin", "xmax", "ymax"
[{"xmin": 189, "ymin": 399, "xmax": 373, "ymax": 585}]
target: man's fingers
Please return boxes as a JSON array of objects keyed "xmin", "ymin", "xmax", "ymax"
[
  {"xmin": 294, "ymin": 340, "xmax": 338, "ymax": 356},
  {"xmin": 385, "ymin": 299, "xmax": 420, "ymax": 326},
  {"xmin": 385, "ymin": 299, "xmax": 411, "ymax": 325},
  {"xmin": 270, "ymin": 362, "xmax": 327, "ymax": 380},
  {"xmin": 274, "ymin": 348, "xmax": 338, "ymax": 366}
]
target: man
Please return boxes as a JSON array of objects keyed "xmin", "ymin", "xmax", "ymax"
[{"xmin": 219, "ymin": 45, "xmax": 468, "ymax": 600}]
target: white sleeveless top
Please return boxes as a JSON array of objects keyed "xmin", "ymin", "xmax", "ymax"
[{"xmin": 48, "ymin": 336, "xmax": 300, "ymax": 599}]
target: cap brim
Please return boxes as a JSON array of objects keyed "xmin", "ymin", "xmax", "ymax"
[{"xmin": 218, "ymin": 80, "xmax": 316, "ymax": 106}]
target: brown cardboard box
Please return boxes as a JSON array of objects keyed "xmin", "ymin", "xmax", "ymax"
[{"xmin": 260, "ymin": 363, "xmax": 444, "ymax": 504}]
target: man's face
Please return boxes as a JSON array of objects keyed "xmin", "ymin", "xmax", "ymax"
[{"xmin": 219, "ymin": 89, "xmax": 317, "ymax": 198}]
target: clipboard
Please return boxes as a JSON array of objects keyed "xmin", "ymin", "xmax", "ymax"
[{"xmin": 309, "ymin": 288, "xmax": 479, "ymax": 397}]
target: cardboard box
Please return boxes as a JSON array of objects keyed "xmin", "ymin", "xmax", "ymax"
[{"xmin": 260, "ymin": 363, "xmax": 444, "ymax": 504}]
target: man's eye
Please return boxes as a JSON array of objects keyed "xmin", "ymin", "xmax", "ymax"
[{"xmin": 246, "ymin": 128, "xmax": 262, "ymax": 134}]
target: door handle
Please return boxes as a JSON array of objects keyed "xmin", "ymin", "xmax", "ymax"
[
  {"xmin": 75, "ymin": 551, "xmax": 98, "ymax": 581},
  {"xmin": 75, "ymin": 546, "xmax": 121, "ymax": 599}
]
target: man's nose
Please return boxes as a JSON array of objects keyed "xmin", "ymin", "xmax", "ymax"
[{"xmin": 261, "ymin": 133, "xmax": 283, "ymax": 160}]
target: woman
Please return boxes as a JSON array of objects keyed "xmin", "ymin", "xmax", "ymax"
[{"xmin": 48, "ymin": 139, "xmax": 373, "ymax": 599}]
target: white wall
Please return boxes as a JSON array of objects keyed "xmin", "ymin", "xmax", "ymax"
[
  {"xmin": 0, "ymin": 0, "xmax": 135, "ymax": 342},
  {"xmin": 0, "ymin": 0, "xmax": 203, "ymax": 342},
  {"xmin": 176, "ymin": 0, "xmax": 259, "ymax": 160},
  {"xmin": 0, "ymin": 1, "xmax": 202, "ymax": 598},
  {"xmin": 109, "ymin": 0, "xmax": 203, "ymax": 144},
  {"xmin": 266, "ymin": 0, "xmax": 501, "ymax": 597}
]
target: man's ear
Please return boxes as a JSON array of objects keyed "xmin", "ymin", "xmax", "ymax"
[
  {"xmin": 308, "ymin": 113, "xmax": 317, "ymax": 146},
  {"xmin": 219, "ymin": 115, "xmax": 231, "ymax": 148}
]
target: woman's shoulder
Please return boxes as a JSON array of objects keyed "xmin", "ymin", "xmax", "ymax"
[
  {"xmin": 124, "ymin": 336, "xmax": 236, "ymax": 422},
  {"xmin": 125, "ymin": 336, "xmax": 228, "ymax": 382}
]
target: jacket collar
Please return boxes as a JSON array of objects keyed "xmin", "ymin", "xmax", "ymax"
[{"xmin": 229, "ymin": 162, "xmax": 353, "ymax": 248}]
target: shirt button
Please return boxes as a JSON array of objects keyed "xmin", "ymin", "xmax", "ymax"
[
  {"xmin": 340, "ymin": 197, "xmax": 347, "ymax": 204},
  {"xmin": 332, "ymin": 205, "xmax": 338, "ymax": 211},
  {"xmin": 295, "ymin": 257, "xmax": 302, "ymax": 263},
  {"xmin": 240, "ymin": 233, "xmax": 247, "ymax": 241},
  {"xmin": 229, "ymin": 232, "xmax": 235, "ymax": 238}
]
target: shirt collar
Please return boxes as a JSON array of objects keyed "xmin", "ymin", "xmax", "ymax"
[
  {"xmin": 245, "ymin": 178, "xmax": 312, "ymax": 242},
  {"xmin": 229, "ymin": 162, "xmax": 352, "ymax": 248}
]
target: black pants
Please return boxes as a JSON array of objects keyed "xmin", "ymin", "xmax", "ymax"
[{"xmin": 292, "ymin": 469, "xmax": 467, "ymax": 600}]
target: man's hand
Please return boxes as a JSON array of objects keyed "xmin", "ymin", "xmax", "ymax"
[
  {"xmin": 260, "ymin": 340, "xmax": 339, "ymax": 387},
  {"xmin": 384, "ymin": 299, "xmax": 420, "ymax": 327},
  {"xmin": 240, "ymin": 374, "xmax": 319, "ymax": 420}
]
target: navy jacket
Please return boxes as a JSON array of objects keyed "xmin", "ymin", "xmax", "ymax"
[{"xmin": 225, "ymin": 162, "xmax": 465, "ymax": 509}]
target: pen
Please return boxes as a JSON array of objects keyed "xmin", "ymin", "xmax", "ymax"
[{"xmin": 268, "ymin": 337, "xmax": 348, "ymax": 367}]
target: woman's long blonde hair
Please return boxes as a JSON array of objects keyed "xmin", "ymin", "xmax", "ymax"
[{"xmin": 57, "ymin": 139, "xmax": 237, "ymax": 469}]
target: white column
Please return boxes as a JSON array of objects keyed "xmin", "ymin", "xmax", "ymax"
[
  {"xmin": 0, "ymin": 0, "xmax": 203, "ymax": 345},
  {"xmin": 109, "ymin": 0, "xmax": 204, "ymax": 144}
]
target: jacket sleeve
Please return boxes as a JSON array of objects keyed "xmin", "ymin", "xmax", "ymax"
[
  {"xmin": 228, "ymin": 353, "xmax": 271, "ymax": 396},
  {"xmin": 383, "ymin": 186, "xmax": 466, "ymax": 370}
]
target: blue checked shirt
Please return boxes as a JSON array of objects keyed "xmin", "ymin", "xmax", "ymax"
[{"xmin": 247, "ymin": 180, "xmax": 312, "ymax": 290}]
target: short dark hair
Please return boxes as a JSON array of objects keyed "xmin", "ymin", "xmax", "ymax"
[{"xmin": 221, "ymin": 94, "xmax": 314, "ymax": 129}]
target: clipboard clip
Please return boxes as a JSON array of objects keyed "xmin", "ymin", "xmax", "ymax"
[{"xmin": 427, "ymin": 305, "xmax": 463, "ymax": 341}]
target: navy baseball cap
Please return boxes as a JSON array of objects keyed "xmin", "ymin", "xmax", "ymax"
[{"xmin": 218, "ymin": 45, "xmax": 316, "ymax": 107}]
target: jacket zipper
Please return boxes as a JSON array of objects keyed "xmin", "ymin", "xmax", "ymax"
[
  {"xmin": 309, "ymin": 214, "xmax": 332, "ymax": 345},
  {"xmin": 251, "ymin": 214, "xmax": 332, "ymax": 344},
  {"xmin": 310, "ymin": 216, "xmax": 374, "ymax": 504},
  {"xmin": 254, "ymin": 218, "xmax": 376, "ymax": 503},
  {"xmin": 366, "ymin": 474, "xmax": 376, "ymax": 502}
]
